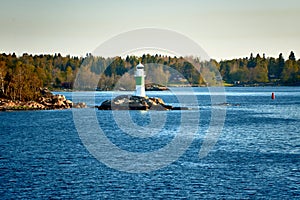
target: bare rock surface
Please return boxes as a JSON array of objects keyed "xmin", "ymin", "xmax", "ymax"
[{"xmin": 96, "ymin": 95, "xmax": 189, "ymax": 111}]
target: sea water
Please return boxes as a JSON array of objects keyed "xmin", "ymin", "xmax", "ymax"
[{"xmin": 0, "ymin": 87, "xmax": 299, "ymax": 199}]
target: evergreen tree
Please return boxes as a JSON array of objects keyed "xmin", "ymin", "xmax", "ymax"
[
  {"xmin": 288, "ymin": 51, "xmax": 296, "ymax": 61},
  {"xmin": 277, "ymin": 53, "xmax": 285, "ymax": 76}
]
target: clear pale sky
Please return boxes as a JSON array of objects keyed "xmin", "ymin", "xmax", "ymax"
[{"xmin": 0, "ymin": 0, "xmax": 299, "ymax": 60}]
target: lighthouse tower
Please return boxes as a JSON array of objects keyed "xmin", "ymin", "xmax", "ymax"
[{"xmin": 134, "ymin": 62, "xmax": 146, "ymax": 97}]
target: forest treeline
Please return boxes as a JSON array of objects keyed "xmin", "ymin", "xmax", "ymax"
[{"xmin": 0, "ymin": 51, "xmax": 299, "ymax": 101}]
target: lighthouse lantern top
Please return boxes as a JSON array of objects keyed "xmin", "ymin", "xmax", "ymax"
[{"xmin": 136, "ymin": 63, "xmax": 144, "ymax": 69}]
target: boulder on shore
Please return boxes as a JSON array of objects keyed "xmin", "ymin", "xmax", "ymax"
[
  {"xmin": 96, "ymin": 95, "xmax": 189, "ymax": 111},
  {"xmin": 38, "ymin": 88, "xmax": 87, "ymax": 109}
]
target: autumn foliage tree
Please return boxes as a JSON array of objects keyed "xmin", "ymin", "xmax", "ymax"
[{"xmin": 281, "ymin": 51, "xmax": 300, "ymax": 83}]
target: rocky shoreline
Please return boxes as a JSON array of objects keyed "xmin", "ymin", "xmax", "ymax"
[
  {"xmin": 145, "ymin": 83, "xmax": 169, "ymax": 91},
  {"xmin": 0, "ymin": 88, "xmax": 86, "ymax": 111},
  {"xmin": 96, "ymin": 95, "xmax": 189, "ymax": 111}
]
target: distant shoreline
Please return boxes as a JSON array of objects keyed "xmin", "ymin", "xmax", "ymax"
[{"xmin": 56, "ymin": 83, "xmax": 300, "ymax": 93}]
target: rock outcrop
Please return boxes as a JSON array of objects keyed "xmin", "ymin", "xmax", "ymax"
[
  {"xmin": 96, "ymin": 95, "xmax": 189, "ymax": 111},
  {"xmin": 38, "ymin": 91, "xmax": 74, "ymax": 109},
  {"xmin": 0, "ymin": 88, "xmax": 86, "ymax": 111}
]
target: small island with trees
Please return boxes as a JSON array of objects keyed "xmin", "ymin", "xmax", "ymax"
[{"xmin": 0, "ymin": 51, "xmax": 299, "ymax": 111}]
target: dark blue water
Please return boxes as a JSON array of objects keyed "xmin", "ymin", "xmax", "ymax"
[{"xmin": 1, "ymin": 87, "xmax": 299, "ymax": 199}]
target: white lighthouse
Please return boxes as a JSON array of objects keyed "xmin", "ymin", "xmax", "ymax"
[{"xmin": 134, "ymin": 62, "xmax": 146, "ymax": 97}]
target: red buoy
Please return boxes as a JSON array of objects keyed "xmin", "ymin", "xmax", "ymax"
[{"xmin": 271, "ymin": 92, "xmax": 275, "ymax": 100}]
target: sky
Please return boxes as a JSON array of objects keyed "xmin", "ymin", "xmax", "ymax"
[{"xmin": 0, "ymin": 0, "xmax": 300, "ymax": 60}]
